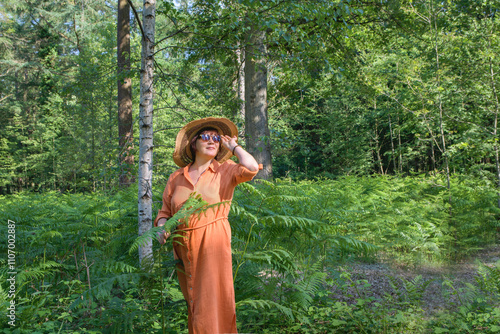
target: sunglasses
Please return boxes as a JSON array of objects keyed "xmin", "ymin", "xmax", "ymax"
[{"xmin": 198, "ymin": 134, "xmax": 221, "ymax": 142}]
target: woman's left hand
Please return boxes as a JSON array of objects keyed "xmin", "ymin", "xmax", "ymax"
[
  {"xmin": 220, "ymin": 135, "xmax": 238, "ymax": 152},
  {"xmin": 220, "ymin": 134, "xmax": 259, "ymax": 171}
]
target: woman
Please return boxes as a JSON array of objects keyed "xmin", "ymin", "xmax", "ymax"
[{"xmin": 154, "ymin": 117, "xmax": 260, "ymax": 334}]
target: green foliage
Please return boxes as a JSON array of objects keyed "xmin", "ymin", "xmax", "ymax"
[
  {"xmin": 0, "ymin": 187, "xmax": 185, "ymax": 333},
  {"xmin": 229, "ymin": 174, "xmax": 498, "ymax": 331},
  {"xmin": 1, "ymin": 0, "xmax": 499, "ymax": 332},
  {"xmin": 0, "ymin": 175, "xmax": 499, "ymax": 332},
  {"xmin": 2, "ymin": 0, "xmax": 500, "ymax": 193},
  {"xmin": 429, "ymin": 262, "xmax": 500, "ymax": 333}
]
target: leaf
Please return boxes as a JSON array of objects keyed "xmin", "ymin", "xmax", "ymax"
[{"xmin": 236, "ymin": 299, "xmax": 294, "ymax": 321}]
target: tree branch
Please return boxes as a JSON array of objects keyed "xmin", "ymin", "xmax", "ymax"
[{"xmin": 128, "ymin": 0, "xmax": 147, "ymax": 42}]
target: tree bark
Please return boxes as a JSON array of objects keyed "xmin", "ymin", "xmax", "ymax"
[
  {"xmin": 244, "ymin": 24, "xmax": 272, "ymax": 180},
  {"xmin": 118, "ymin": 0, "xmax": 134, "ymax": 187},
  {"xmin": 433, "ymin": 12, "xmax": 451, "ymax": 192},
  {"xmin": 488, "ymin": 53, "xmax": 500, "ymax": 209},
  {"xmin": 138, "ymin": 0, "xmax": 155, "ymax": 269},
  {"xmin": 397, "ymin": 113, "xmax": 403, "ymax": 173},
  {"xmin": 374, "ymin": 119, "xmax": 384, "ymax": 175},
  {"xmin": 388, "ymin": 115, "xmax": 397, "ymax": 173},
  {"xmin": 236, "ymin": 45, "xmax": 245, "ymax": 124}
]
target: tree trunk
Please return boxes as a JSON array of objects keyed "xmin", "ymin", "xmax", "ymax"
[
  {"xmin": 237, "ymin": 45, "xmax": 245, "ymax": 123},
  {"xmin": 433, "ymin": 13, "xmax": 451, "ymax": 193},
  {"xmin": 118, "ymin": 0, "xmax": 134, "ymax": 187},
  {"xmin": 244, "ymin": 24, "xmax": 272, "ymax": 180},
  {"xmin": 428, "ymin": 3, "xmax": 454, "ymax": 254},
  {"xmin": 388, "ymin": 115, "xmax": 397, "ymax": 173},
  {"xmin": 430, "ymin": 138, "xmax": 436, "ymax": 171},
  {"xmin": 483, "ymin": 25, "xmax": 500, "ymax": 210},
  {"xmin": 489, "ymin": 54, "xmax": 500, "ymax": 209},
  {"xmin": 374, "ymin": 119, "xmax": 384, "ymax": 175},
  {"xmin": 397, "ymin": 113, "xmax": 403, "ymax": 173},
  {"xmin": 138, "ymin": 0, "xmax": 156, "ymax": 269}
]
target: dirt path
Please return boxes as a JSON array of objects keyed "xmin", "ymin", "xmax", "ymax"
[{"xmin": 329, "ymin": 245, "xmax": 500, "ymax": 315}]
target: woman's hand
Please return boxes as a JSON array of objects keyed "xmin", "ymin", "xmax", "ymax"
[
  {"xmin": 157, "ymin": 218, "xmax": 170, "ymax": 245},
  {"xmin": 157, "ymin": 231, "xmax": 170, "ymax": 245},
  {"xmin": 220, "ymin": 135, "xmax": 259, "ymax": 172},
  {"xmin": 220, "ymin": 135, "xmax": 238, "ymax": 152}
]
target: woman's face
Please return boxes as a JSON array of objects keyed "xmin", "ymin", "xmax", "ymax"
[{"xmin": 195, "ymin": 130, "xmax": 220, "ymax": 160}]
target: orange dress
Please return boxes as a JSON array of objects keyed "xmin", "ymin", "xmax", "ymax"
[{"xmin": 154, "ymin": 159, "xmax": 259, "ymax": 334}]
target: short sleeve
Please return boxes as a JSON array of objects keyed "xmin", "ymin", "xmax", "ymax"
[
  {"xmin": 154, "ymin": 174, "xmax": 174, "ymax": 226},
  {"xmin": 223, "ymin": 160, "xmax": 262, "ymax": 186}
]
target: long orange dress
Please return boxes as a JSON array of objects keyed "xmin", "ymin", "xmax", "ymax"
[{"xmin": 154, "ymin": 159, "xmax": 259, "ymax": 334}]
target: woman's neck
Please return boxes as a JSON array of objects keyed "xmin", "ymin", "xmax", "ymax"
[{"xmin": 189, "ymin": 156, "xmax": 213, "ymax": 172}]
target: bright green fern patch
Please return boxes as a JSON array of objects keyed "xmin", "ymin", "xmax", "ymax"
[{"xmin": 0, "ymin": 175, "xmax": 498, "ymax": 333}]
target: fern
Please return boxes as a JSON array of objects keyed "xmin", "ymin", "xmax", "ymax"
[
  {"xmin": 330, "ymin": 236, "xmax": 378, "ymax": 255},
  {"xmin": 92, "ymin": 260, "xmax": 137, "ymax": 274},
  {"xmin": 286, "ymin": 264, "xmax": 327, "ymax": 311},
  {"xmin": 230, "ymin": 204, "xmax": 259, "ymax": 224},
  {"xmin": 237, "ymin": 181, "xmax": 266, "ymax": 200},
  {"xmin": 1, "ymin": 174, "xmax": 498, "ymax": 331},
  {"xmin": 387, "ymin": 274, "xmax": 434, "ymax": 307},
  {"xmin": 475, "ymin": 262, "xmax": 500, "ymax": 297},
  {"xmin": 129, "ymin": 193, "xmax": 218, "ymax": 254},
  {"xmin": 14, "ymin": 261, "xmax": 64, "ymax": 287},
  {"xmin": 260, "ymin": 214, "xmax": 323, "ymax": 229},
  {"xmin": 230, "ymin": 180, "xmax": 377, "ymax": 326},
  {"xmin": 236, "ymin": 298, "xmax": 294, "ymax": 321},
  {"xmin": 243, "ymin": 248, "xmax": 298, "ymax": 275},
  {"xmin": 70, "ymin": 272, "xmax": 142, "ymax": 308}
]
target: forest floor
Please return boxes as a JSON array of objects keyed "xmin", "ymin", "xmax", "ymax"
[{"xmin": 329, "ymin": 244, "xmax": 500, "ymax": 316}]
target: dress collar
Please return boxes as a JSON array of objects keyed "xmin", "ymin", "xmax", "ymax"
[{"xmin": 182, "ymin": 159, "xmax": 220, "ymax": 175}]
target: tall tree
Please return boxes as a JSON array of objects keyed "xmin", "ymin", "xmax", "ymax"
[
  {"xmin": 137, "ymin": 0, "xmax": 156, "ymax": 267},
  {"xmin": 244, "ymin": 22, "xmax": 273, "ymax": 179},
  {"xmin": 236, "ymin": 45, "xmax": 245, "ymax": 123},
  {"xmin": 154, "ymin": 0, "xmax": 363, "ymax": 179},
  {"xmin": 450, "ymin": 0, "xmax": 500, "ymax": 208},
  {"xmin": 117, "ymin": 0, "xmax": 134, "ymax": 187}
]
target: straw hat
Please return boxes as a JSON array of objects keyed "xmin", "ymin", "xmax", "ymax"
[{"xmin": 173, "ymin": 117, "xmax": 238, "ymax": 167}]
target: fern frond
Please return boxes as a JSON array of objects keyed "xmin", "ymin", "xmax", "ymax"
[
  {"xmin": 243, "ymin": 249, "xmax": 297, "ymax": 274},
  {"xmin": 92, "ymin": 260, "xmax": 138, "ymax": 274},
  {"xmin": 128, "ymin": 225, "xmax": 168, "ymax": 255},
  {"xmin": 236, "ymin": 298, "xmax": 294, "ymax": 321},
  {"xmin": 129, "ymin": 195, "xmax": 208, "ymax": 254},
  {"xmin": 262, "ymin": 195, "xmax": 310, "ymax": 205},
  {"xmin": 252, "ymin": 179, "xmax": 275, "ymax": 188},
  {"xmin": 330, "ymin": 236, "xmax": 378, "ymax": 254},
  {"xmin": 237, "ymin": 182, "xmax": 265, "ymax": 200},
  {"xmin": 70, "ymin": 272, "xmax": 141, "ymax": 309},
  {"xmin": 15, "ymin": 261, "xmax": 63, "ymax": 285},
  {"xmin": 260, "ymin": 215, "xmax": 323, "ymax": 230},
  {"xmin": 286, "ymin": 270, "xmax": 327, "ymax": 311},
  {"xmin": 476, "ymin": 262, "xmax": 500, "ymax": 294},
  {"xmin": 230, "ymin": 205, "xmax": 259, "ymax": 224}
]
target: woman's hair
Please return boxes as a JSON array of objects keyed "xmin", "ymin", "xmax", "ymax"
[{"xmin": 189, "ymin": 127, "xmax": 219, "ymax": 160}]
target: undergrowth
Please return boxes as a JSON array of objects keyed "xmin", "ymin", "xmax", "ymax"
[{"xmin": 0, "ymin": 174, "xmax": 498, "ymax": 333}]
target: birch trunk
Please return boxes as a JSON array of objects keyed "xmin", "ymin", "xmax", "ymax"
[
  {"xmin": 237, "ymin": 45, "xmax": 245, "ymax": 123},
  {"xmin": 244, "ymin": 24, "xmax": 272, "ymax": 180},
  {"xmin": 138, "ymin": 0, "xmax": 155, "ymax": 268}
]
